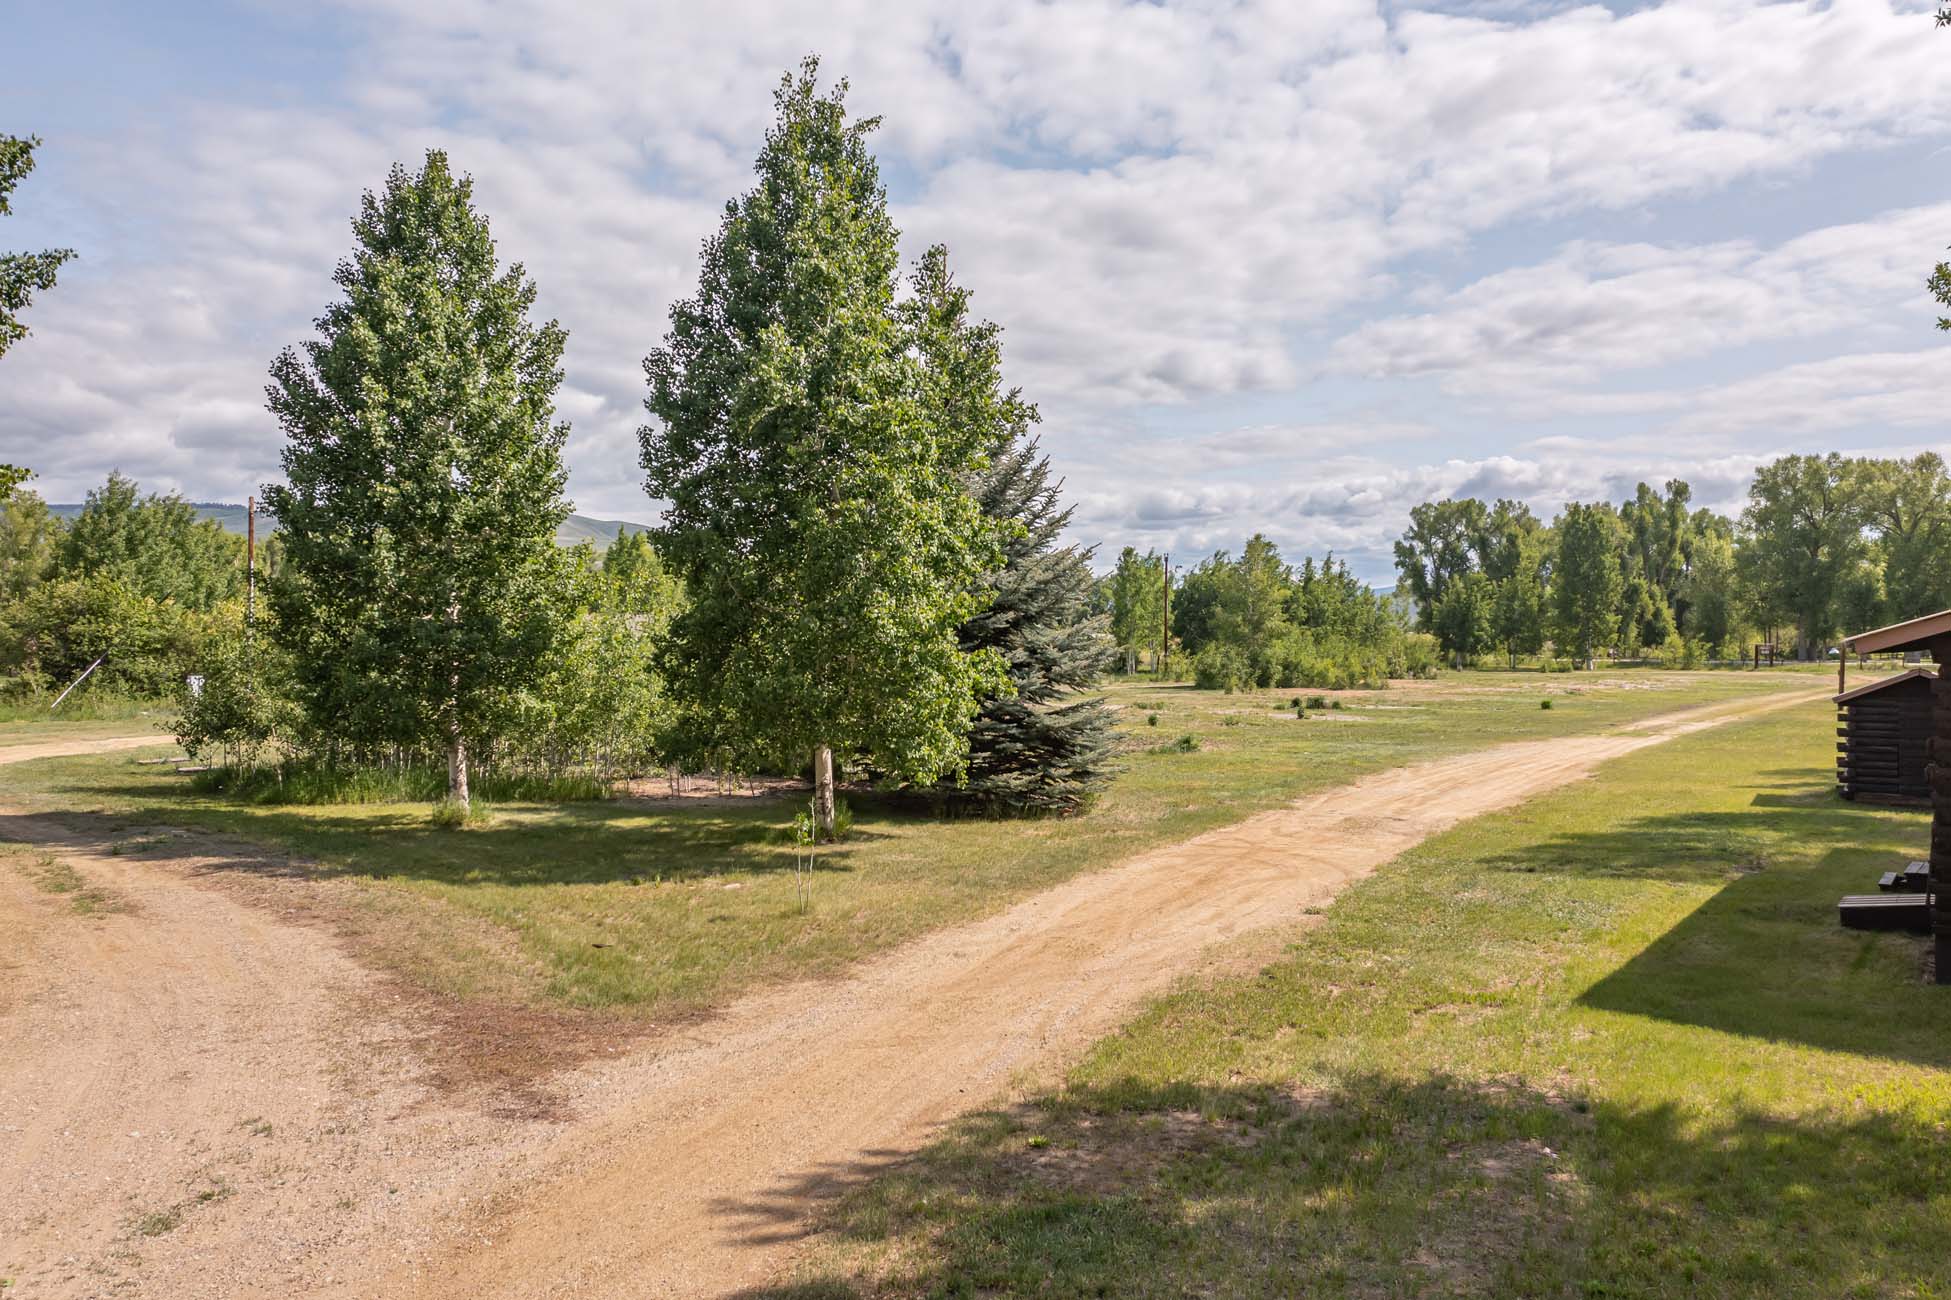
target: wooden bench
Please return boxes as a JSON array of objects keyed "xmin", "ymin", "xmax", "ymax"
[{"xmin": 1839, "ymin": 894, "xmax": 1932, "ymax": 933}]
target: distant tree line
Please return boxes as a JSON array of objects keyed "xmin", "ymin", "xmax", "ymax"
[
  {"xmin": 1391, "ymin": 454, "xmax": 1951, "ymax": 668},
  {"xmin": 1100, "ymin": 539, "xmax": 1438, "ymax": 691}
]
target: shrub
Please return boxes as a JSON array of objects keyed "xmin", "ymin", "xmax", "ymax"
[
  {"xmin": 1147, "ymin": 713, "xmax": 1159, "ymax": 727},
  {"xmin": 1193, "ymin": 643, "xmax": 1253, "ymax": 693},
  {"xmin": 1222, "ymin": 716, "xmax": 1240, "ymax": 727},
  {"xmin": 1540, "ymin": 698, "xmax": 1553, "ymax": 710},
  {"xmin": 1155, "ymin": 733, "xmax": 1200, "ymax": 754},
  {"xmin": 1306, "ymin": 694, "xmax": 1328, "ymax": 710}
]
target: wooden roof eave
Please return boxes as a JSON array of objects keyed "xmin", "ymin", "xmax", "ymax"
[
  {"xmin": 1834, "ymin": 667, "xmax": 1937, "ymax": 704},
  {"xmin": 1841, "ymin": 608, "xmax": 1951, "ymax": 656}
]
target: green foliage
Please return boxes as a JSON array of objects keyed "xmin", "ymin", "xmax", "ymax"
[
  {"xmin": 0, "ymin": 135, "xmax": 76, "ymax": 360},
  {"xmin": 191, "ymin": 759, "xmax": 607, "ymax": 806},
  {"xmin": 1186, "ymin": 545, "xmax": 1416, "ymax": 692},
  {"xmin": 172, "ymin": 623, "xmax": 300, "ymax": 768},
  {"xmin": 1853, "ymin": 452, "xmax": 1951, "ymax": 621},
  {"xmin": 0, "ymin": 575, "xmax": 210, "ymax": 697},
  {"xmin": 264, "ymin": 149, "xmax": 576, "ymax": 799},
  {"xmin": 56, "ymin": 472, "xmax": 243, "ymax": 610},
  {"xmin": 1431, "ymin": 570, "xmax": 1494, "ymax": 665},
  {"xmin": 1551, "ymin": 502, "xmax": 1624, "ymax": 666},
  {"xmin": 951, "ymin": 428, "xmax": 1118, "ymax": 812},
  {"xmin": 1736, "ymin": 453, "xmax": 1860, "ymax": 655},
  {"xmin": 0, "ymin": 480, "xmax": 58, "ymax": 601},
  {"xmin": 1107, "ymin": 546, "xmax": 1164, "ymax": 672},
  {"xmin": 1392, "ymin": 497, "xmax": 1487, "ymax": 628},
  {"xmin": 641, "ymin": 60, "xmax": 1006, "ymax": 789}
]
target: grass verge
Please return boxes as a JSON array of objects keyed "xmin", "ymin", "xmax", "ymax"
[
  {"xmin": 0, "ymin": 669, "xmax": 1818, "ymax": 1016},
  {"xmin": 760, "ymin": 699, "xmax": 1950, "ymax": 1299}
]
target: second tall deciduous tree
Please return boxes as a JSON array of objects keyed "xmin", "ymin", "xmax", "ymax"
[{"xmin": 641, "ymin": 60, "xmax": 1006, "ymax": 838}]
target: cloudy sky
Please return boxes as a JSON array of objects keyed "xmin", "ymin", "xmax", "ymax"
[{"xmin": 5, "ymin": 0, "xmax": 1949, "ymax": 581}]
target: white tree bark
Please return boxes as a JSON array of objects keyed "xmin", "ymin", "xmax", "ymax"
[{"xmin": 812, "ymin": 743, "xmax": 835, "ymax": 840}]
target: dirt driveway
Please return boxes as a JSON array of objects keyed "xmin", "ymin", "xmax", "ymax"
[{"xmin": 0, "ymin": 693, "xmax": 1818, "ymax": 1298}]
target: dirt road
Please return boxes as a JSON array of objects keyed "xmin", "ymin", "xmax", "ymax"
[
  {"xmin": 0, "ymin": 693, "xmax": 1816, "ymax": 1298},
  {"xmin": 0, "ymin": 734, "xmax": 173, "ymax": 766},
  {"xmin": 344, "ymin": 690, "xmax": 1818, "ymax": 1300}
]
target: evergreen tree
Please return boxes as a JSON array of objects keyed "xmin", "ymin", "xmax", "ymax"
[
  {"xmin": 264, "ymin": 150, "xmax": 574, "ymax": 809},
  {"xmin": 641, "ymin": 61, "xmax": 1005, "ymax": 837},
  {"xmin": 951, "ymin": 435, "xmax": 1117, "ymax": 811},
  {"xmin": 903, "ymin": 245, "xmax": 1115, "ymax": 811}
]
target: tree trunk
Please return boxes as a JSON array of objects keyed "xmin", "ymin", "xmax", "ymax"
[
  {"xmin": 812, "ymin": 743, "xmax": 835, "ymax": 841},
  {"xmin": 448, "ymin": 724, "xmax": 470, "ymax": 811}
]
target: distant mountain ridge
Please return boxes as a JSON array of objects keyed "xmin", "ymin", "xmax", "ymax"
[{"xmin": 45, "ymin": 502, "xmax": 652, "ymax": 547}]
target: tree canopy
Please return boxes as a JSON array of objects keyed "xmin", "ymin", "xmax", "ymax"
[
  {"xmin": 640, "ymin": 59, "xmax": 1006, "ymax": 834},
  {"xmin": 0, "ymin": 135, "xmax": 75, "ymax": 360},
  {"xmin": 265, "ymin": 149, "xmax": 575, "ymax": 807}
]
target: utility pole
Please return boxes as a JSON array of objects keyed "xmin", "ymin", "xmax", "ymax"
[
  {"xmin": 246, "ymin": 495, "xmax": 256, "ymax": 638},
  {"xmin": 1160, "ymin": 553, "xmax": 1171, "ymax": 681}
]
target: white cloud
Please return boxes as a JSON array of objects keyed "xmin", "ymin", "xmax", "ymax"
[
  {"xmin": 1333, "ymin": 202, "xmax": 1951, "ymax": 390},
  {"xmin": 2, "ymin": 0, "xmax": 1948, "ymax": 558}
]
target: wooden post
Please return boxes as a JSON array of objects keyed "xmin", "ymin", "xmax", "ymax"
[
  {"xmin": 1839, "ymin": 646, "xmax": 1846, "ymax": 698},
  {"xmin": 1160, "ymin": 554, "xmax": 1170, "ymax": 682},
  {"xmin": 1931, "ymin": 634, "xmax": 1951, "ymax": 984},
  {"xmin": 245, "ymin": 495, "xmax": 256, "ymax": 637}
]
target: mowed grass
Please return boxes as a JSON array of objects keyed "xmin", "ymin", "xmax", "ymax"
[
  {"xmin": 761, "ymin": 699, "xmax": 1951, "ymax": 1300},
  {"xmin": 0, "ymin": 670, "xmax": 1816, "ymax": 1017}
]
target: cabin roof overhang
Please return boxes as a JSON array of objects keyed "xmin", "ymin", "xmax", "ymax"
[
  {"xmin": 1841, "ymin": 609, "xmax": 1951, "ymax": 656},
  {"xmin": 1834, "ymin": 667, "xmax": 1937, "ymax": 705}
]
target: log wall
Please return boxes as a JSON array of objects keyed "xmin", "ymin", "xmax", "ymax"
[{"xmin": 1932, "ymin": 636, "xmax": 1951, "ymax": 984}]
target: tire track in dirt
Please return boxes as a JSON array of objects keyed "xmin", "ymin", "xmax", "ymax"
[
  {"xmin": 334, "ymin": 688, "xmax": 1824, "ymax": 1300},
  {"xmin": 0, "ymin": 818, "xmax": 567, "ymax": 1300}
]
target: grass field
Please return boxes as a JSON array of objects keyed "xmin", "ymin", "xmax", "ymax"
[
  {"xmin": 0, "ymin": 670, "xmax": 1817, "ymax": 1017},
  {"xmin": 758, "ymin": 698, "xmax": 1950, "ymax": 1299}
]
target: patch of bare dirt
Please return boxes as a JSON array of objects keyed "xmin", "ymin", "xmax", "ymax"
[
  {"xmin": 0, "ymin": 813, "xmax": 629, "ymax": 1299},
  {"xmin": 0, "ymin": 733, "xmax": 173, "ymax": 766},
  {"xmin": 618, "ymin": 774, "xmax": 805, "ymax": 804}
]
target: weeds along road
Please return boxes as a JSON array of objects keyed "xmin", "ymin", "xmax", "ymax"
[{"xmin": 0, "ymin": 692, "xmax": 1823, "ymax": 1299}]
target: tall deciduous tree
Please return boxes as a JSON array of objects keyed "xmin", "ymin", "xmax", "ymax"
[
  {"xmin": 1736, "ymin": 453, "xmax": 1861, "ymax": 657},
  {"xmin": 1553, "ymin": 503, "xmax": 1623, "ymax": 668},
  {"xmin": 0, "ymin": 135, "xmax": 74, "ymax": 360},
  {"xmin": 640, "ymin": 60, "xmax": 1005, "ymax": 838},
  {"xmin": 1394, "ymin": 498, "xmax": 1488, "ymax": 628},
  {"xmin": 1107, "ymin": 546, "xmax": 1164, "ymax": 673},
  {"xmin": 1490, "ymin": 532, "xmax": 1550, "ymax": 668},
  {"xmin": 265, "ymin": 150, "xmax": 574, "ymax": 809},
  {"xmin": 1857, "ymin": 452, "xmax": 1951, "ymax": 621},
  {"xmin": 1433, "ymin": 570, "xmax": 1495, "ymax": 667}
]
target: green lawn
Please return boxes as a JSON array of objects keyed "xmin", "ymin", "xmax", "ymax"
[
  {"xmin": 0, "ymin": 669, "xmax": 1816, "ymax": 1017},
  {"xmin": 759, "ymin": 698, "xmax": 1950, "ymax": 1299}
]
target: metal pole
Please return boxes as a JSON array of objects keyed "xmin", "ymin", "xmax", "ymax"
[
  {"xmin": 50, "ymin": 654, "xmax": 106, "ymax": 712},
  {"xmin": 246, "ymin": 495, "xmax": 256, "ymax": 638},
  {"xmin": 1160, "ymin": 554, "xmax": 1170, "ymax": 682}
]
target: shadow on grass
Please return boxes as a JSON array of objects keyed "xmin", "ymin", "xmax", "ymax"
[
  {"xmin": 725, "ymin": 1071, "xmax": 1951, "ymax": 1299},
  {"xmin": 1475, "ymin": 765, "xmax": 1949, "ymax": 1064},
  {"xmin": 0, "ymin": 793, "xmax": 899, "ymax": 890}
]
